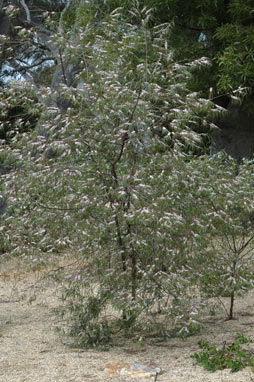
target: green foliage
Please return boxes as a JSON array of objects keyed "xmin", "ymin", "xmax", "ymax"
[
  {"xmin": 0, "ymin": 194, "xmax": 10, "ymax": 254},
  {"xmin": 189, "ymin": 154, "xmax": 254, "ymax": 318},
  {"xmin": 0, "ymin": 84, "xmax": 41, "ymax": 144},
  {"xmin": 104, "ymin": 0, "xmax": 254, "ymax": 100},
  {"xmin": 0, "ymin": 149, "xmax": 21, "ymax": 175},
  {"xmin": 192, "ymin": 333, "xmax": 254, "ymax": 372},
  {"xmin": 2, "ymin": 1, "xmax": 254, "ymax": 348},
  {"xmin": 1, "ymin": 4, "xmax": 219, "ymax": 341},
  {"xmin": 54, "ymin": 281, "xmax": 113, "ymax": 348},
  {"xmin": 168, "ymin": 323, "xmax": 202, "ymax": 339},
  {"xmin": 215, "ymin": 23, "xmax": 254, "ymax": 92},
  {"xmin": 68, "ymin": 320, "xmax": 112, "ymax": 349}
]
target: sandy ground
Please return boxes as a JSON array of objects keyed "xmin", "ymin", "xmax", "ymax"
[{"xmin": 0, "ymin": 259, "xmax": 254, "ymax": 382}]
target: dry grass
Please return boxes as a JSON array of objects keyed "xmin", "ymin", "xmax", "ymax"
[{"xmin": 0, "ymin": 258, "xmax": 254, "ymax": 382}]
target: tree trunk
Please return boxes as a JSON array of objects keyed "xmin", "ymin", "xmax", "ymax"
[{"xmin": 229, "ymin": 291, "xmax": 234, "ymax": 320}]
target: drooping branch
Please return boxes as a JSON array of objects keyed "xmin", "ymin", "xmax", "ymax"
[
  {"xmin": 20, "ymin": 0, "xmax": 31, "ymax": 24},
  {"xmin": 59, "ymin": 48, "xmax": 68, "ymax": 85},
  {"xmin": 15, "ymin": 57, "xmax": 55, "ymax": 72},
  {"xmin": 111, "ymin": 88, "xmax": 142, "ymax": 181},
  {"xmin": 111, "ymin": 131, "xmax": 129, "ymax": 182},
  {"xmin": 128, "ymin": 88, "xmax": 142, "ymax": 124},
  {"xmin": 58, "ymin": 0, "xmax": 71, "ymax": 34}
]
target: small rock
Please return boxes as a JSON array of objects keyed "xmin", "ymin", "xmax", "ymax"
[
  {"xmin": 105, "ymin": 361, "xmax": 161, "ymax": 378},
  {"xmin": 104, "ymin": 361, "xmax": 130, "ymax": 375},
  {"xmin": 130, "ymin": 364, "xmax": 161, "ymax": 378}
]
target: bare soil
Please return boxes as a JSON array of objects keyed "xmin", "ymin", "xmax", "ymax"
[{"xmin": 0, "ymin": 259, "xmax": 254, "ymax": 382}]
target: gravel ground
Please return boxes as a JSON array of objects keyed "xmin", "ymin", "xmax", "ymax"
[{"xmin": 0, "ymin": 260, "xmax": 254, "ymax": 382}]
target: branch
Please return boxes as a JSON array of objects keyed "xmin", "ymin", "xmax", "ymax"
[
  {"xmin": 128, "ymin": 88, "xmax": 142, "ymax": 124},
  {"xmin": 175, "ymin": 22, "xmax": 213, "ymax": 32},
  {"xmin": 59, "ymin": 48, "xmax": 68, "ymax": 85},
  {"xmin": 112, "ymin": 132, "xmax": 129, "ymax": 168},
  {"xmin": 238, "ymin": 234, "xmax": 254, "ymax": 256},
  {"xmin": 20, "ymin": 0, "xmax": 31, "ymax": 24},
  {"xmin": 36, "ymin": 202, "xmax": 79, "ymax": 212},
  {"xmin": 114, "ymin": 214, "xmax": 127, "ymax": 272},
  {"xmin": 15, "ymin": 56, "xmax": 55, "ymax": 72},
  {"xmin": 53, "ymin": 1, "xmax": 72, "ymax": 86},
  {"xmin": 111, "ymin": 88, "xmax": 142, "ymax": 174},
  {"xmin": 209, "ymin": 88, "xmax": 248, "ymax": 106},
  {"xmin": 216, "ymin": 295, "xmax": 229, "ymax": 317},
  {"xmin": 58, "ymin": 0, "xmax": 72, "ymax": 34}
]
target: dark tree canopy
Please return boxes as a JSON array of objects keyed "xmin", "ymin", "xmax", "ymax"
[
  {"xmin": 0, "ymin": 0, "xmax": 67, "ymax": 84},
  {"xmin": 1, "ymin": 0, "xmax": 253, "ymax": 100}
]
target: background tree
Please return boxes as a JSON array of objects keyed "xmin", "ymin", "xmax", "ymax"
[
  {"xmin": 0, "ymin": 0, "xmax": 73, "ymax": 85},
  {"xmin": 103, "ymin": 0, "xmax": 254, "ymax": 102}
]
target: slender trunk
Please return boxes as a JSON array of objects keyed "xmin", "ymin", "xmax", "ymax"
[
  {"xmin": 228, "ymin": 260, "xmax": 236, "ymax": 320},
  {"xmin": 126, "ymin": 221, "xmax": 137, "ymax": 301},
  {"xmin": 229, "ymin": 291, "xmax": 234, "ymax": 320},
  {"xmin": 114, "ymin": 214, "xmax": 126, "ymax": 272},
  {"xmin": 131, "ymin": 248, "xmax": 137, "ymax": 301},
  {"xmin": 114, "ymin": 214, "xmax": 128, "ymax": 321}
]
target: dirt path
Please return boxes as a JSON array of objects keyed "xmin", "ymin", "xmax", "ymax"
[{"xmin": 0, "ymin": 260, "xmax": 254, "ymax": 382}]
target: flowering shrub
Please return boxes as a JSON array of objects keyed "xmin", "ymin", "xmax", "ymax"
[{"xmin": 1, "ymin": 2, "xmax": 253, "ymax": 346}]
